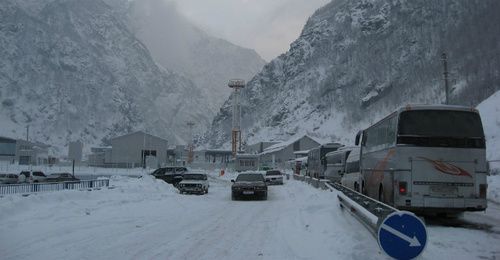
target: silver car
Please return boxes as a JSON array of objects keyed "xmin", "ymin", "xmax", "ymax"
[{"xmin": 0, "ymin": 173, "xmax": 19, "ymax": 184}]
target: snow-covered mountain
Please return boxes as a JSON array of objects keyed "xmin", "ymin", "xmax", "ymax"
[
  {"xmin": 202, "ymin": 0, "xmax": 500, "ymax": 148},
  {"xmin": 0, "ymin": 0, "xmax": 213, "ymax": 152},
  {"xmin": 0, "ymin": 0, "xmax": 264, "ymax": 154},
  {"xmin": 126, "ymin": 0, "xmax": 266, "ymax": 113}
]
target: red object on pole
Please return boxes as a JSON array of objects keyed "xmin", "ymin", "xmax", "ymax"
[{"xmin": 220, "ymin": 169, "xmax": 225, "ymax": 176}]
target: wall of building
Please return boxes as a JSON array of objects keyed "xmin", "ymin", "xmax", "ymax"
[
  {"xmin": 260, "ymin": 136, "xmax": 320, "ymax": 169},
  {"xmin": 110, "ymin": 132, "xmax": 168, "ymax": 167},
  {"xmin": 246, "ymin": 142, "xmax": 279, "ymax": 154}
]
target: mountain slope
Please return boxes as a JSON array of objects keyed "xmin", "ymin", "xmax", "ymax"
[
  {"xmin": 0, "ymin": 0, "xmax": 211, "ymax": 152},
  {"xmin": 202, "ymin": 0, "xmax": 500, "ymax": 148},
  {"xmin": 128, "ymin": 0, "xmax": 266, "ymax": 115}
]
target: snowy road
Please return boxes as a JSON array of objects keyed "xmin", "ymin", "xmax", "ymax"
[{"xmin": 1, "ymin": 173, "xmax": 500, "ymax": 260}]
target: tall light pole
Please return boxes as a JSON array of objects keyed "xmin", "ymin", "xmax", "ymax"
[
  {"xmin": 186, "ymin": 121, "xmax": 195, "ymax": 164},
  {"xmin": 228, "ymin": 79, "xmax": 245, "ymax": 158}
]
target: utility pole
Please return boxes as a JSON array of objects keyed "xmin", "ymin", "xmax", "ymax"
[
  {"xmin": 441, "ymin": 52, "xmax": 449, "ymax": 105},
  {"xmin": 26, "ymin": 125, "xmax": 29, "ymax": 141}
]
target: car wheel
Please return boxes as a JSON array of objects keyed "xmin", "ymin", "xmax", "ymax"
[{"xmin": 231, "ymin": 193, "xmax": 237, "ymax": 201}]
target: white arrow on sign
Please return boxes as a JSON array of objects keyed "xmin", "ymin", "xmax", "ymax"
[{"xmin": 380, "ymin": 224, "xmax": 422, "ymax": 247}]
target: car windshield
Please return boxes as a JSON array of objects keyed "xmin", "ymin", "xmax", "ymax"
[
  {"xmin": 33, "ymin": 172, "xmax": 45, "ymax": 177},
  {"xmin": 182, "ymin": 174, "xmax": 207, "ymax": 180},
  {"xmin": 266, "ymin": 170, "xmax": 281, "ymax": 176},
  {"xmin": 236, "ymin": 174, "xmax": 264, "ymax": 182}
]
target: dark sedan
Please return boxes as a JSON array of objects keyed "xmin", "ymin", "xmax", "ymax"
[
  {"xmin": 231, "ymin": 173, "xmax": 268, "ymax": 200},
  {"xmin": 46, "ymin": 173, "xmax": 80, "ymax": 182},
  {"xmin": 150, "ymin": 166, "xmax": 187, "ymax": 186}
]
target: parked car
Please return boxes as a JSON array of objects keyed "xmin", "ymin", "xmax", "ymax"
[
  {"xmin": 177, "ymin": 173, "xmax": 209, "ymax": 194},
  {"xmin": 46, "ymin": 173, "xmax": 80, "ymax": 182},
  {"xmin": 265, "ymin": 170, "xmax": 284, "ymax": 185},
  {"xmin": 0, "ymin": 173, "xmax": 18, "ymax": 184},
  {"xmin": 18, "ymin": 171, "xmax": 47, "ymax": 183},
  {"xmin": 231, "ymin": 173, "xmax": 268, "ymax": 200},
  {"xmin": 151, "ymin": 166, "xmax": 188, "ymax": 186}
]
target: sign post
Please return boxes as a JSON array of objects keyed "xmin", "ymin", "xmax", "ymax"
[{"xmin": 378, "ymin": 211, "xmax": 428, "ymax": 260}]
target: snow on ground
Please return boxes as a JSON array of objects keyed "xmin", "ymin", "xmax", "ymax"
[{"xmin": 1, "ymin": 171, "xmax": 500, "ymax": 260}]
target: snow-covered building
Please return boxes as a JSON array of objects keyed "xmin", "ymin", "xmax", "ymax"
[
  {"xmin": 259, "ymin": 135, "xmax": 321, "ymax": 169},
  {"xmin": 245, "ymin": 141, "xmax": 280, "ymax": 155}
]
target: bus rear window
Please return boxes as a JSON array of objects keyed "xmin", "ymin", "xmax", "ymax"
[{"xmin": 397, "ymin": 110, "xmax": 485, "ymax": 148}]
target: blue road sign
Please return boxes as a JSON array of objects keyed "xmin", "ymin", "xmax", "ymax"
[{"xmin": 377, "ymin": 211, "xmax": 427, "ymax": 260}]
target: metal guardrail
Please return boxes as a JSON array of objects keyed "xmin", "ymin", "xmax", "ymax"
[
  {"xmin": 0, "ymin": 179, "xmax": 110, "ymax": 195},
  {"xmin": 325, "ymin": 181, "xmax": 398, "ymax": 236}
]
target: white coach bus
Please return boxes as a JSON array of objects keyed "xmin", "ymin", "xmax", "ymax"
[{"xmin": 355, "ymin": 105, "xmax": 488, "ymax": 215}]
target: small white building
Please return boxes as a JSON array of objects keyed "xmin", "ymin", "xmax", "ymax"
[
  {"xmin": 88, "ymin": 147, "xmax": 112, "ymax": 167},
  {"xmin": 235, "ymin": 154, "xmax": 260, "ymax": 172},
  {"xmin": 15, "ymin": 139, "xmax": 50, "ymax": 165},
  {"xmin": 259, "ymin": 135, "xmax": 321, "ymax": 170}
]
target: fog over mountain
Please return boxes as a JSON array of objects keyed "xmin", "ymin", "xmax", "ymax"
[
  {"xmin": 126, "ymin": 0, "xmax": 266, "ymax": 114},
  {"xmin": 201, "ymin": 0, "xmax": 500, "ymax": 149},
  {"xmin": 0, "ymin": 0, "xmax": 264, "ymax": 153}
]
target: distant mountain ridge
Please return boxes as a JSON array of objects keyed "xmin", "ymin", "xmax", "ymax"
[{"xmin": 202, "ymin": 0, "xmax": 500, "ymax": 148}]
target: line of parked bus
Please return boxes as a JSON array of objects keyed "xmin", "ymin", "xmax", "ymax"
[{"xmin": 294, "ymin": 104, "xmax": 489, "ymax": 216}]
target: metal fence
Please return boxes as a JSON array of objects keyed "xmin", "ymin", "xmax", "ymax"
[{"xmin": 0, "ymin": 179, "xmax": 110, "ymax": 195}]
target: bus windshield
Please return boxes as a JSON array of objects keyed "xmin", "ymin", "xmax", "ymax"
[{"xmin": 397, "ymin": 110, "xmax": 485, "ymax": 148}]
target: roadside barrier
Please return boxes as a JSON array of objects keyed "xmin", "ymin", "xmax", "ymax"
[{"xmin": 0, "ymin": 179, "xmax": 110, "ymax": 195}]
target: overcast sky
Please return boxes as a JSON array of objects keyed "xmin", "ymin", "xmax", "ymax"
[{"xmin": 171, "ymin": 0, "xmax": 331, "ymax": 61}]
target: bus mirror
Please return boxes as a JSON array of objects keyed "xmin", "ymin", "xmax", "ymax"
[
  {"xmin": 355, "ymin": 131, "xmax": 361, "ymax": 146},
  {"xmin": 361, "ymin": 133, "xmax": 367, "ymax": 146}
]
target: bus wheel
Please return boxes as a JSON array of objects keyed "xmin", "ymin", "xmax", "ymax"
[{"xmin": 378, "ymin": 185, "xmax": 385, "ymax": 203}]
